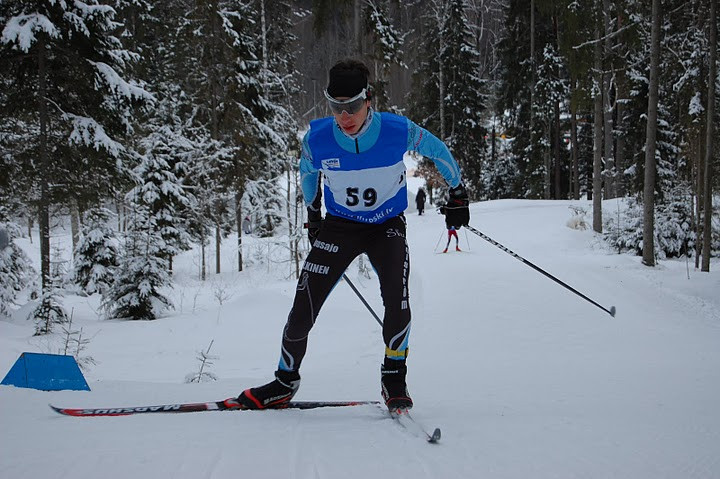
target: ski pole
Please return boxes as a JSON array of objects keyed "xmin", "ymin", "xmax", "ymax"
[
  {"xmin": 343, "ymin": 273, "xmax": 383, "ymax": 326},
  {"xmin": 433, "ymin": 230, "xmax": 445, "ymax": 252},
  {"xmin": 464, "ymin": 224, "xmax": 616, "ymax": 317}
]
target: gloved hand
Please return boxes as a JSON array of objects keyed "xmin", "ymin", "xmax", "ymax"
[
  {"xmin": 444, "ymin": 184, "xmax": 470, "ymax": 228},
  {"xmin": 305, "ymin": 207, "xmax": 322, "ymax": 245}
]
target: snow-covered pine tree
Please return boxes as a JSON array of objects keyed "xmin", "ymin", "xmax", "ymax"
[
  {"xmin": 441, "ymin": 0, "xmax": 488, "ymax": 199},
  {"xmin": 0, "ymin": 0, "xmax": 152, "ymax": 291},
  {"xmin": 406, "ymin": 1, "xmax": 447, "ymax": 199},
  {"xmin": 282, "ymin": 158, "xmax": 304, "ymax": 279},
  {"xmin": 534, "ymin": 43, "xmax": 570, "ymax": 199},
  {"xmin": 27, "ymin": 217, "xmax": 68, "ymax": 334},
  {"xmin": 598, "ymin": 0, "xmax": 695, "ymax": 263},
  {"xmin": 555, "ymin": 0, "xmax": 595, "ymax": 201},
  {"xmin": 408, "ymin": 0, "xmax": 488, "ymax": 199},
  {"xmin": 409, "ymin": 0, "xmax": 448, "ymax": 140},
  {"xmin": 73, "ymin": 207, "xmax": 119, "ymax": 295},
  {"xmin": 620, "ymin": 4, "xmax": 675, "ymax": 197},
  {"xmin": 0, "ymin": 219, "xmax": 35, "ymax": 316},
  {"xmin": 481, "ymin": 137, "xmax": 520, "ymax": 200},
  {"xmin": 495, "ymin": 0, "xmax": 556, "ymax": 199},
  {"xmin": 602, "ymin": 184, "xmax": 720, "ymax": 260},
  {"xmin": 364, "ymin": 0, "xmax": 406, "ymax": 112},
  {"xmin": 640, "ymin": 0, "xmax": 717, "ymax": 269},
  {"xmin": 174, "ymin": 0, "xmax": 291, "ymax": 271},
  {"xmin": 256, "ymin": 0, "xmax": 304, "ymax": 261},
  {"xmin": 133, "ymin": 130, "xmax": 194, "ymax": 272},
  {"xmin": 103, "ymin": 203, "xmax": 171, "ymax": 321},
  {"xmin": 600, "ymin": 0, "xmax": 717, "ymax": 263},
  {"xmin": 244, "ymin": 179, "xmax": 284, "ymax": 238},
  {"xmin": 185, "ymin": 137, "xmax": 235, "ymax": 279},
  {"xmin": 31, "ymin": 288, "xmax": 68, "ymax": 335}
]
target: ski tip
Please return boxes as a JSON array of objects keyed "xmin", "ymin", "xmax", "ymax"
[
  {"xmin": 428, "ymin": 427, "xmax": 441, "ymax": 443},
  {"xmin": 49, "ymin": 404, "xmax": 70, "ymax": 416},
  {"xmin": 49, "ymin": 404, "xmax": 89, "ymax": 417}
]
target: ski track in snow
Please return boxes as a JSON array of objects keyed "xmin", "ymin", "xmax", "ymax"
[{"xmin": 1, "ymin": 198, "xmax": 719, "ymax": 478}]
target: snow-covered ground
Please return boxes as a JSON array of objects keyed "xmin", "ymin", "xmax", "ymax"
[{"xmin": 2, "ymin": 197, "xmax": 719, "ymax": 479}]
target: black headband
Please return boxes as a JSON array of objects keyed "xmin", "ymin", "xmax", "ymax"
[{"xmin": 327, "ymin": 67, "xmax": 368, "ymax": 99}]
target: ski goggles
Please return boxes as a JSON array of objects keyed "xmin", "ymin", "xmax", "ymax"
[{"xmin": 324, "ymin": 88, "xmax": 368, "ymax": 115}]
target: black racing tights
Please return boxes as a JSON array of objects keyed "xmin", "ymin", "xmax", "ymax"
[{"xmin": 278, "ymin": 214, "xmax": 411, "ymax": 372}]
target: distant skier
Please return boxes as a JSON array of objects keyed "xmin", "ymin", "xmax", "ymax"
[
  {"xmin": 232, "ymin": 59, "xmax": 469, "ymax": 413},
  {"xmin": 241, "ymin": 216, "xmax": 252, "ymax": 235},
  {"xmin": 415, "ymin": 187, "xmax": 426, "ymax": 215},
  {"xmin": 439, "ymin": 192, "xmax": 469, "ymax": 253}
]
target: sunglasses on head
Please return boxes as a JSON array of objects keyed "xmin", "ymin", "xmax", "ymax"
[{"xmin": 324, "ymin": 88, "xmax": 369, "ymax": 115}]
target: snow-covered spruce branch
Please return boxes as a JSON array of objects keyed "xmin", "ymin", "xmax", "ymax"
[{"xmin": 88, "ymin": 60, "xmax": 154, "ymax": 103}]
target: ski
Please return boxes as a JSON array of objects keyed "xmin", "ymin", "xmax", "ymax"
[
  {"xmin": 389, "ymin": 408, "xmax": 441, "ymax": 443},
  {"xmin": 50, "ymin": 399, "xmax": 441, "ymax": 443},
  {"xmin": 50, "ymin": 399, "xmax": 381, "ymax": 417}
]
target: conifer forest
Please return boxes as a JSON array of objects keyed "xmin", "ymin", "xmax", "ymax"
[{"xmin": 1, "ymin": 0, "xmax": 718, "ymax": 323}]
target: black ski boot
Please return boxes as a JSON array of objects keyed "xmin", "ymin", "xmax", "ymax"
[
  {"xmin": 381, "ymin": 363, "xmax": 413, "ymax": 412},
  {"xmin": 236, "ymin": 370, "xmax": 300, "ymax": 409}
]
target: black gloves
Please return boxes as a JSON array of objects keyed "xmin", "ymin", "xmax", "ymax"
[
  {"xmin": 306, "ymin": 207, "xmax": 322, "ymax": 245},
  {"xmin": 444, "ymin": 184, "xmax": 470, "ymax": 228}
]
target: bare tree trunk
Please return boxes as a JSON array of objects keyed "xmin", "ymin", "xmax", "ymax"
[
  {"xmin": 552, "ymin": 13, "xmax": 562, "ymax": 200},
  {"xmin": 285, "ymin": 162, "xmax": 301, "ymax": 279},
  {"xmin": 235, "ymin": 190, "xmax": 244, "ymax": 272},
  {"xmin": 592, "ymin": 24, "xmax": 603, "ymax": 232},
  {"xmin": 491, "ymin": 121, "xmax": 498, "ymax": 168},
  {"xmin": 615, "ymin": 68, "xmax": 627, "ymax": 197},
  {"xmin": 39, "ymin": 200, "xmax": 50, "ymax": 290},
  {"xmin": 554, "ymin": 99, "xmax": 561, "ymax": 199},
  {"xmin": 209, "ymin": 0, "xmax": 222, "ymax": 275},
  {"xmin": 695, "ymin": 133, "xmax": 705, "ymax": 269},
  {"xmin": 285, "ymin": 162, "xmax": 292, "ymax": 276},
  {"xmin": 38, "ymin": 33, "xmax": 51, "ymax": 291},
  {"xmin": 544, "ymin": 123, "xmax": 551, "ymax": 199},
  {"xmin": 209, "ymin": 1, "xmax": 219, "ymax": 143},
  {"xmin": 215, "ymin": 226, "xmax": 221, "ymax": 274},
  {"xmin": 701, "ymin": 0, "xmax": 716, "ymax": 272},
  {"xmin": 570, "ymin": 80, "xmax": 580, "ymax": 200},
  {"xmin": 201, "ymin": 241, "xmax": 206, "ymax": 281},
  {"xmin": 439, "ymin": 19, "xmax": 446, "ymax": 140},
  {"xmin": 260, "ymin": 0, "xmax": 268, "ymax": 76},
  {"xmin": 293, "ymin": 169, "xmax": 300, "ymax": 280},
  {"xmin": 431, "ymin": 0, "xmax": 450, "ymax": 142},
  {"xmin": 602, "ymin": 0, "xmax": 614, "ymax": 199},
  {"xmin": 70, "ymin": 199, "xmax": 80, "ymax": 255},
  {"xmin": 642, "ymin": 0, "xmax": 661, "ymax": 267},
  {"xmin": 529, "ymin": 0, "xmax": 535, "ymax": 161}
]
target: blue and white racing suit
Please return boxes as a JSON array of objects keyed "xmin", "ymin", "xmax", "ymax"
[{"xmin": 278, "ymin": 110, "xmax": 462, "ymax": 372}]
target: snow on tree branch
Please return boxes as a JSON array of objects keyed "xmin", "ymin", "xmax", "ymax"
[
  {"xmin": 1, "ymin": 14, "xmax": 59, "ymax": 52},
  {"xmin": 89, "ymin": 61, "xmax": 154, "ymax": 102},
  {"xmin": 63, "ymin": 112, "xmax": 125, "ymax": 157}
]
